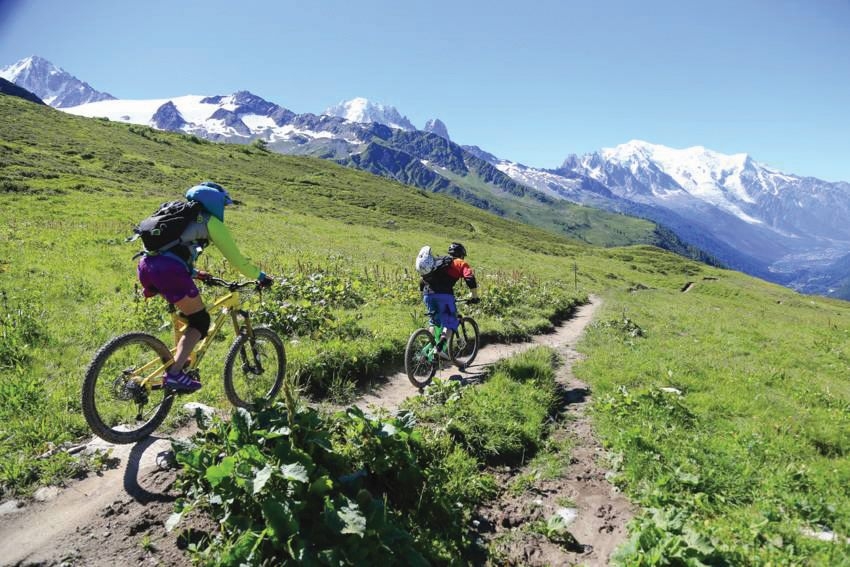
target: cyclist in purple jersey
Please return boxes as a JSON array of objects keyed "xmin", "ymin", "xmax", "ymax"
[{"xmin": 137, "ymin": 181, "xmax": 273, "ymax": 392}]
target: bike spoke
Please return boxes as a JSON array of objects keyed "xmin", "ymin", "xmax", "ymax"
[
  {"xmin": 405, "ymin": 329, "xmax": 438, "ymax": 388},
  {"xmin": 83, "ymin": 333, "xmax": 174, "ymax": 443},
  {"xmin": 224, "ymin": 328, "xmax": 286, "ymax": 409}
]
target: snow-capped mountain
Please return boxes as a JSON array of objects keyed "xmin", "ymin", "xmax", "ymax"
[
  {"xmin": 563, "ymin": 141, "xmax": 783, "ymax": 222},
  {"xmin": 560, "ymin": 140, "xmax": 850, "ymax": 244},
  {"xmin": 490, "ymin": 140, "xmax": 850, "ymax": 294},
  {"xmin": 63, "ymin": 90, "xmax": 375, "ymax": 148},
  {"xmin": 62, "ymin": 89, "xmax": 538, "ymax": 214},
  {"xmin": 0, "ymin": 56, "xmax": 114, "ymax": 108},
  {"xmin": 323, "ymin": 97, "xmax": 416, "ymax": 131}
]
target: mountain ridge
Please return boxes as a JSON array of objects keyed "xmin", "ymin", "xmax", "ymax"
[
  {"xmin": 0, "ymin": 76, "xmax": 45, "ymax": 105},
  {"xmin": 0, "ymin": 55, "xmax": 115, "ymax": 107},
  {"xmin": 57, "ymin": 88, "xmax": 686, "ymax": 252}
]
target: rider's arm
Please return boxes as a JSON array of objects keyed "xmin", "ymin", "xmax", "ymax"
[
  {"xmin": 206, "ymin": 216, "xmax": 263, "ymax": 280},
  {"xmin": 454, "ymin": 259, "xmax": 478, "ymax": 291}
]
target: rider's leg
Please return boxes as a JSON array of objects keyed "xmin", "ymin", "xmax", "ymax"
[
  {"xmin": 436, "ymin": 329, "xmax": 452, "ymax": 359},
  {"xmin": 171, "ymin": 294, "xmax": 206, "ymax": 374},
  {"xmin": 425, "ymin": 293, "xmax": 443, "ymax": 345},
  {"xmin": 441, "ymin": 329, "xmax": 453, "ymax": 348},
  {"xmin": 441, "ymin": 295, "xmax": 458, "ymax": 353}
]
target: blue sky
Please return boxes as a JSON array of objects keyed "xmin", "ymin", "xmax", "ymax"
[{"xmin": 2, "ymin": 0, "xmax": 849, "ymax": 181}]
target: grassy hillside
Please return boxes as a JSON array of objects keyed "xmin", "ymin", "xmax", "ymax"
[{"xmin": 1, "ymin": 94, "xmax": 849, "ymax": 564}]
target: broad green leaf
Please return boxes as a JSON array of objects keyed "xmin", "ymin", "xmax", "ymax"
[
  {"xmin": 253, "ymin": 464, "xmax": 275, "ymax": 495},
  {"xmin": 263, "ymin": 499, "xmax": 297, "ymax": 542},
  {"xmin": 257, "ymin": 425, "xmax": 291, "ymax": 439},
  {"xmin": 309, "ymin": 475, "xmax": 333, "ymax": 495},
  {"xmin": 205, "ymin": 456, "xmax": 236, "ymax": 487},
  {"xmin": 237, "ymin": 443, "xmax": 265, "ymax": 464},
  {"xmin": 338, "ymin": 502, "xmax": 366, "ymax": 537},
  {"xmin": 281, "ymin": 462, "xmax": 309, "ymax": 483},
  {"xmin": 230, "ymin": 408, "xmax": 253, "ymax": 441}
]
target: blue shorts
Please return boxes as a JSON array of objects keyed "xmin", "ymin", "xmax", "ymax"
[
  {"xmin": 137, "ymin": 255, "xmax": 199, "ymax": 304},
  {"xmin": 424, "ymin": 293, "xmax": 458, "ymax": 331}
]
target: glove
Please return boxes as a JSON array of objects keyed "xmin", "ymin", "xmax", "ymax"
[
  {"xmin": 194, "ymin": 270, "xmax": 211, "ymax": 282},
  {"xmin": 467, "ymin": 297, "xmax": 481, "ymax": 305},
  {"xmin": 257, "ymin": 273, "xmax": 274, "ymax": 288}
]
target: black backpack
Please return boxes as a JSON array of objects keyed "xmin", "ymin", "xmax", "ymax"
[{"xmin": 132, "ymin": 200, "xmax": 203, "ymax": 253}]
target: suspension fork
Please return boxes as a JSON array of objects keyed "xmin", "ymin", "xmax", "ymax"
[{"xmin": 234, "ymin": 310, "xmax": 264, "ymax": 374}]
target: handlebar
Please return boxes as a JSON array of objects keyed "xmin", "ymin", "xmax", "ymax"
[{"xmin": 198, "ymin": 276, "xmax": 261, "ymax": 292}]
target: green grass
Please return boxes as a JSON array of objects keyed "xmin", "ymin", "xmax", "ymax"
[
  {"xmin": 1, "ymin": 94, "xmax": 849, "ymax": 564},
  {"xmin": 580, "ymin": 281, "xmax": 850, "ymax": 564},
  {"xmin": 404, "ymin": 347, "xmax": 560, "ymax": 466}
]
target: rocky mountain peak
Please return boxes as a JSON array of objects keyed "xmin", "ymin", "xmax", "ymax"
[
  {"xmin": 151, "ymin": 101, "xmax": 187, "ymax": 131},
  {"xmin": 0, "ymin": 55, "xmax": 115, "ymax": 108},
  {"xmin": 424, "ymin": 118, "xmax": 450, "ymax": 141},
  {"xmin": 323, "ymin": 97, "xmax": 416, "ymax": 131}
]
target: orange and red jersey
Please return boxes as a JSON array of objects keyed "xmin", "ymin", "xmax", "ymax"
[{"xmin": 420, "ymin": 257, "xmax": 477, "ymax": 295}]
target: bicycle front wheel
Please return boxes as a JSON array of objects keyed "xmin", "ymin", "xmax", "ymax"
[
  {"xmin": 450, "ymin": 317, "xmax": 480, "ymax": 369},
  {"xmin": 223, "ymin": 327, "xmax": 286, "ymax": 410},
  {"xmin": 82, "ymin": 332, "xmax": 175, "ymax": 444},
  {"xmin": 404, "ymin": 328, "xmax": 438, "ymax": 389}
]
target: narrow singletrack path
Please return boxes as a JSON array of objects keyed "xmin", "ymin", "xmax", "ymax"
[
  {"xmin": 356, "ymin": 297, "xmax": 601, "ymax": 411},
  {"xmin": 0, "ymin": 431, "xmax": 194, "ymax": 566}
]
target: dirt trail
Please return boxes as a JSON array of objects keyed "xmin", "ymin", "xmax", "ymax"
[
  {"xmin": 356, "ymin": 297, "xmax": 600, "ymax": 411},
  {"xmin": 0, "ymin": 295, "xmax": 634, "ymax": 566},
  {"xmin": 0, "ymin": 431, "xmax": 194, "ymax": 566},
  {"xmin": 474, "ymin": 298, "xmax": 636, "ymax": 565}
]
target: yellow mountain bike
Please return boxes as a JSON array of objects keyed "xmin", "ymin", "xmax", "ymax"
[{"xmin": 82, "ymin": 277, "xmax": 285, "ymax": 444}]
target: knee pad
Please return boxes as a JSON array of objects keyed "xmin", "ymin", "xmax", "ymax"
[{"xmin": 186, "ymin": 309, "xmax": 211, "ymax": 338}]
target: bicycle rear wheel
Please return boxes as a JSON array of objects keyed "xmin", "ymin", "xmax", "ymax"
[
  {"xmin": 404, "ymin": 328, "xmax": 438, "ymax": 389},
  {"xmin": 450, "ymin": 317, "xmax": 480, "ymax": 369},
  {"xmin": 82, "ymin": 332, "xmax": 175, "ymax": 444},
  {"xmin": 223, "ymin": 327, "xmax": 286, "ymax": 410}
]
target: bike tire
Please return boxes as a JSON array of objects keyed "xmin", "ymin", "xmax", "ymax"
[
  {"xmin": 82, "ymin": 332, "xmax": 175, "ymax": 444},
  {"xmin": 223, "ymin": 327, "xmax": 286, "ymax": 410},
  {"xmin": 450, "ymin": 317, "xmax": 480, "ymax": 369},
  {"xmin": 404, "ymin": 328, "xmax": 438, "ymax": 389}
]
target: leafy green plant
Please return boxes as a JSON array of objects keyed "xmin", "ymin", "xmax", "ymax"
[
  {"xmin": 613, "ymin": 508, "xmax": 727, "ymax": 566},
  {"xmin": 528, "ymin": 513, "xmax": 583, "ymax": 551},
  {"xmin": 256, "ymin": 270, "xmax": 368, "ymax": 340},
  {"xmin": 170, "ymin": 403, "xmax": 466, "ymax": 565}
]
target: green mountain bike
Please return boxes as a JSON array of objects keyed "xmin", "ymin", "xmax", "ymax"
[
  {"xmin": 82, "ymin": 277, "xmax": 286, "ymax": 444},
  {"xmin": 404, "ymin": 300, "xmax": 480, "ymax": 388}
]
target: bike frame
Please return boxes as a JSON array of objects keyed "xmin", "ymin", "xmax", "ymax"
[
  {"xmin": 134, "ymin": 286, "xmax": 255, "ymax": 391},
  {"xmin": 423, "ymin": 304, "xmax": 469, "ymax": 360},
  {"xmin": 427, "ymin": 300, "xmax": 470, "ymax": 344}
]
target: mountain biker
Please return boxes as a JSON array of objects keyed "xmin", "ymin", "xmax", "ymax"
[
  {"xmin": 136, "ymin": 181, "xmax": 273, "ymax": 392},
  {"xmin": 419, "ymin": 242, "xmax": 480, "ymax": 359}
]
